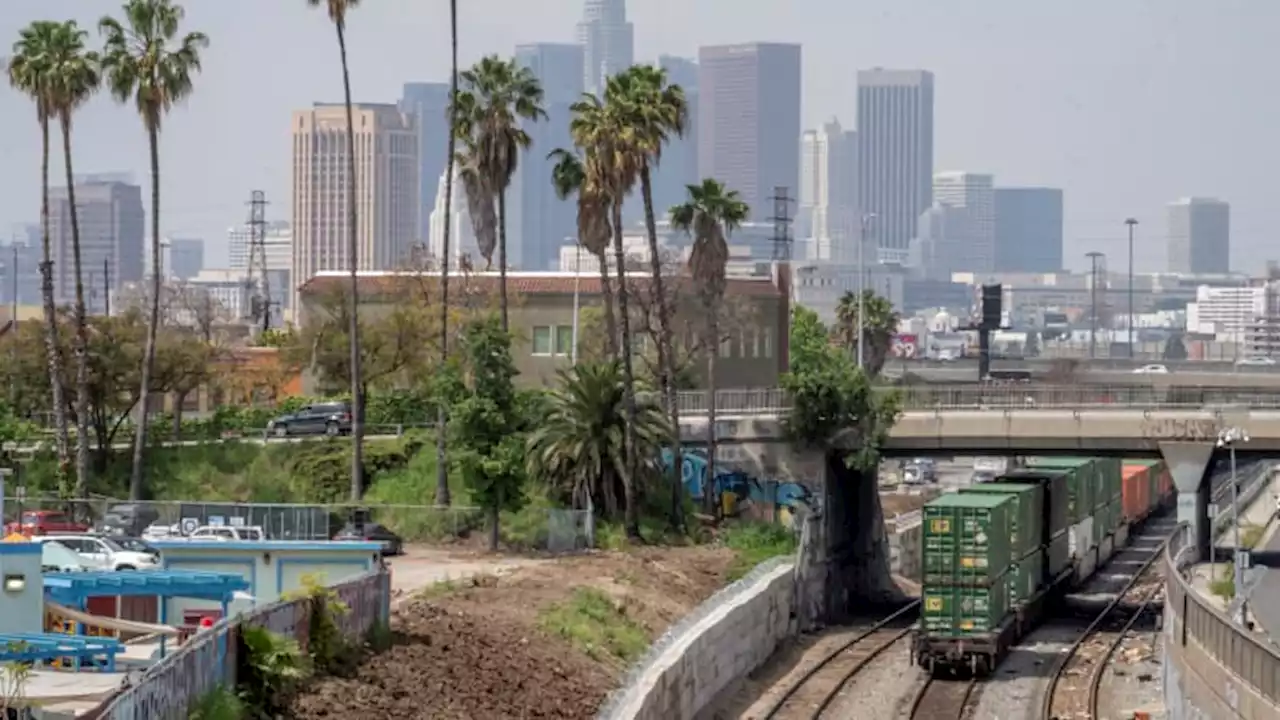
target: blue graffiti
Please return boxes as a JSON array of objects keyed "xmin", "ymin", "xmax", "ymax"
[{"xmin": 662, "ymin": 448, "xmax": 814, "ymax": 522}]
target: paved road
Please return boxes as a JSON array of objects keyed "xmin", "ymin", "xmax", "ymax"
[
  {"xmin": 5, "ymin": 433, "xmax": 405, "ymax": 453},
  {"xmin": 1244, "ymin": 487, "xmax": 1280, "ymax": 645}
]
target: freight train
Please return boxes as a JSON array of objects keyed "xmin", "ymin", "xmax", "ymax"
[{"xmin": 912, "ymin": 457, "xmax": 1173, "ymax": 675}]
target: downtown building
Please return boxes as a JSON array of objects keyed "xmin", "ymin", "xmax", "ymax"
[
  {"xmin": 290, "ymin": 103, "xmax": 419, "ymax": 310},
  {"xmin": 49, "ymin": 180, "xmax": 145, "ymax": 315},
  {"xmin": 697, "ymin": 42, "xmax": 802, "ymax": 224},
  {"xmin": 576, "ymin": 0, "xmax": 633, "ymax": 96},
  {"xmin": 400, "ymin": 82, "xmax": 451, "ymax": 244},
  {"xmin": 1167, "ymin": 197, "xmax": 1230, "ymax": 274},
  {"xmin": 800, "ymin": 119, "xmax": 858, "ymax": 263},
  {"xmin": 993, "ymin": 187, "xmax": 1064, "ymax": 273}
]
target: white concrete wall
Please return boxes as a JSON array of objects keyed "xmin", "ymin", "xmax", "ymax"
[
  {"xmin": 601, "ymin": 560, "xmax": 795, "ymax": 720},
  {"xmin": 889, "ymin": 523, "xmax": 922, "ymax": 580}
]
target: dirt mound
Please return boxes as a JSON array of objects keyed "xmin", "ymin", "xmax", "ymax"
[{"xmin": 289, "ymin": 547, "xmax": 737, "ymax": 719}]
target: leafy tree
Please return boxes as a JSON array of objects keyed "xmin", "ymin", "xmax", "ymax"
[
  {"xmin": 99, "ymin": 0, "xmax": 208, "ymax": 500},
  {"xmin": 834, "ymin": 289, "xmax": 900, "ymax": 375},
  {"xmin": 670, "ymin": 178, "xmax": 749, "ymax": 517},
  {"xmin": 449, "ymin": 315, "xmax": 526, "ymax": 551},
  {"xmin": 526, "ymin": 360, "xmax": 669, "ymax": 520},
  {"xmin": 154, "ymin": 330, "xmax": 219, "ymax": 440},
  {"xmin": 454, "ymin": 55, "xmax": 546, "ymax": 331},
  {"xmin": 8, "ymin": 20, "xmax": 75, "ymax": 494},
  {"xmin": 434, "ymin": 0, "xmax": 461, "ymax": 508},
  {"xmin": 305, "ymin": 0, "xmax": 364, "ymax": 502},
  {"xmin": 1163, "ymin": 333, "xmax": 1188, "ymax": 361}
]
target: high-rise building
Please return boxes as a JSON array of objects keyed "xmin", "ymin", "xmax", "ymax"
[
  {"xmin": 2, "ymin": 225, "xmax": 41, "ymax": 306},
  {"xmin": 166, "ymin": 237, "xmax": 204, "ymax": 279},
  {"xmin": 428, "ymin": 166, "xmax": 479, "ymax": 267},
  {"xmin": 229, "ymin": 221, "xmax": 293, "ymax": 309},
  {"xmin": 800, "ymin": 119, "xmax": 858, "ymax": 262},
  {"xmin": 650, "ymin": 55, "xmax": 700, "ymax": 224},
  {"xmin": 291, "ymin": 103, "xmax": 419, "ymax": 309},
  {"xmin": 576, "ymin": 0, "xmax": 633, "ymax": 96},
  {"xmin": 697, "ymin": 43, "xmax": 802, "ymax": 223},
  {"xmin": 400, "ymin": 83, "xmax": 451, "ymax": 244},
  {"xmin": 516, "ymin": 43, "xmax": 584, "ymax": 270},
  {"xmin": 932, "ymin": 171, "xmax": 995, "ymax": 274},
  {"xmin": 49, "ymin": 180, "xmax": 145, "ymax": 315},
  {"xmin": 993, "ymin": 187, "xmax": 1063, "ymax": 273},
  {"xmin": 909, "ymin": 202, "xmax": 971, "ymax": 282},
  {"xmin": 1167, "ymin": 197, "xmax": 1230, "ymax": 274},
  {"xmin": 856, "ymin": 69, "xmax": 934, "ymax": 262}
]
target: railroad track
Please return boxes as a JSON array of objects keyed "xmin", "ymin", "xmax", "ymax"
[
  {"xmin": 758, "ymin": 602, "xmax": 919, "ymax": 719},
  {"xmin": 906, "ymin": 676, "xmax": 979, "ymax": 720}
]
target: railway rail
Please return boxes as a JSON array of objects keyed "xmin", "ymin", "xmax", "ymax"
[
  {"xmin": 757, "ymin": 602, "xmax": 919, "ymax": 719},
  {"xmin": 906, "ymin": 676, "xmax": 979, "ymax": 720}
]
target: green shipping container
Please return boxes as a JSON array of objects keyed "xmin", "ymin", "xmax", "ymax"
[
  {"xmin": 1009, "ymin": 549, "xmax": 1045, "ymax": 605},
  {"xmin": 922, "ymin": 577, "xmax": 1012, "ymax": 636},
  {"xmin": 1026, "ymin": 458, "xmax": 1093, "ymax": 523},
  {"xmin": 1111, "ymin": 494, "xmax": 1124, "ymax": 529},
  {"xmin": 998, "ymin": 469, "xmax": 1072, "ymax": 537},
  {"xmin": 1097, "ymin": 457, "xmax": 1123, "ymax": 505},
  {"xmin": 1046, "ymin": 530, "xmax": 1071, "ymax": 577},
  {"xmin": 958, "ymin": 483, "xmax": 1044, "ymax": 557},
  {"xmin": 922, "ymin": 493, "xmax": 1015, "ymax": 586}
]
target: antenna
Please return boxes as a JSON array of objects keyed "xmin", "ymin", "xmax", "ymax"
[{"xmin": 769, "ymin": 186, "xmax": 794, "ymax": 261}]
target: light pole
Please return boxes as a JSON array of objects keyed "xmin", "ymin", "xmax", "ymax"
[
  {"xmin": 1086, "ymin": 251, "xmax": 1104, "ymax": 359},
  {"xmin": 857, "ymin": 213, "xmax": 877, "ymax": 369},
  {"xmin": 570, "ymin": 243, "xmax": 582, "ymax": 364},
  {"xmin": 1218, "ymin": 426, "xmax": 1250, "ymax": 625},
  {"xmin": 1125, "ymin": 218, "xmax": 1138, "ymax": 357}
]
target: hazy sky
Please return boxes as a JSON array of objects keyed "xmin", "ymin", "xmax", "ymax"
[{"xmin": 1, "ymin": 0, "xmax": 1274, "ymax": 272}]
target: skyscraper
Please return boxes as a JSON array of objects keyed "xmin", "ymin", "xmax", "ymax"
[
  {"xmin": 291, "ymin": 103, "xmax": 419, "ymax": 309},
  {"xmin": 400, "ymin": 82, "xmax": 451, "ymax": 244},
  {"xmin": 800, "ymin": 119, "xmax": 858, "ymax": 262},
  {"xmin": 428, "ymin": 166, "xmax": 478, "ymax": 266},
  {"xmin": 516, "ymin": 43, "xmax": 584, "ymax": 269},
  {"xmin": 650, "ymin": 55, "xmax": 700, "ymax": 221},
  {"xmin": 49, "ymin": 180, "xmax": 145, "ymax": 315},
  {"xmin": 932, "ymin": 171, "xmax": 994, "ymax": 274},
  {"xmin": 857, "ymin": 69, "xmax": 934, "ymax": 261},
  {"xmin": 697, "ymin": 43, "xmax": 802, "ymax": 223},
  {"xmin": 1167, "ymin": 197, "xmax": 1230, "ymax": 274},
  {"xmin": 993, "ymin": 187, "xmax": 1064, "ymax": 273},
  {"xmin": 576, "ymin": 0, "xmax": 633, "ymax": 96},
  {"xmin": 166, "ymin": 237, "xmax": 204, "ymax": 280}
]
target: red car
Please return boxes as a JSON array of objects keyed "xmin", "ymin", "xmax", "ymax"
[{"xmin": 4, "ymin": 510, "xmax": 90, "ymax": 537}]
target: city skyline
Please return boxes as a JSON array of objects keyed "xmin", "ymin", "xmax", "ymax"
[{"xmin": 0, "ymin": 0, "xmax": 1269, "ymax": 274}]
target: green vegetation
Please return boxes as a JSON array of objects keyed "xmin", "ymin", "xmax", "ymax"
[
  {"xmin": 188, "ymin": 686, "xmax": 245, "ymax": 720},
  {"xmin": 236, "ymin": 625, "xmax": 309, "ymax": 719},
  {"xmin": 721, "ymin": 522, "xmax": 799, "ymax": 581},
  {"xmin": 538, "ymin": 587, "xmax": 649, "ymax": 666}
]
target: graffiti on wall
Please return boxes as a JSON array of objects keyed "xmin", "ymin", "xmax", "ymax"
[{"xmin": 664, "ymin": 448, "xmax": 816, "ymax": 527}]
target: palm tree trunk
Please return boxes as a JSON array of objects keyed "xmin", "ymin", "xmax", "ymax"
[
  {"xmin": 611, "ymin": 202, "xmax": 641, "ymax": 540},
  {"xmin": 498, "ymin": 190, "xmax": 509, "ymax": 333},
  {"xmin": 703, "ymin": 303, "xmax": 719, "ymax": 518},
  {"xmin": 337, "ymin": 21, "xmax": 364, "ymax": 501},
  {"xmin": 128, "ymin": 121, "xmax": 161, "ymax": 500},
  {"xmin": 434, "ymin": 0, "xmax": 459, "ymax": 508},
  {"xmin": 638, "ymin": 165, "xmax": 682, "ymax": 531},
  {"xmin": 597, "ymin": 258, "xmax": 618, "ymax": 359},
  {"xmin": 38, "ymin": 118, "xmax": 70, "ymax": 495},
  {"xmin": 61, "ymin": 113, "xmax": 92, "ymax": 509}
]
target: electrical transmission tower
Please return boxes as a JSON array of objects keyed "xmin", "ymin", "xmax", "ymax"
[
  {"xmin": 769, "ymin": 187, "xmax": 794, "ymax": 261},
  {"xmin": 246, "ymin": 190, "xmax": 271, "ymax": 331}
]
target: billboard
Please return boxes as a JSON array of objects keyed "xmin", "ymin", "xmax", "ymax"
[{"xmin": 891, "ymin": 333, "xmax": 919, "ymax": 358}]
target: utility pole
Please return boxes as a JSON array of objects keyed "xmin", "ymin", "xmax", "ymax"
[
  {"xmin": 1125, "ymin": 218, "xmax": 1138, "ymax": 358},
  {"xmin": 247, "ymin": 190, "xmax": 271, "ymax": 332},
  {"xmin": 8, "ymin": 245, "xmax": 16, "ymax": 404},
  {"xmin": 857, "ymin": 213, "xmax": 877, "ymax": 369},
  {"xmin": 1086, "ymin": 251, "xmax": 1104, "ymax": 358},
  {"xmin": 102, "ymin": 256, "xmax": 111, "ymax": 316},
  {"xmin": 1218, "ymin": 427, "xmax": 1250, "ymax": 626},
  {"xmin": 769, "ymin": 187, "xmax": 795, "ymax": 371}
]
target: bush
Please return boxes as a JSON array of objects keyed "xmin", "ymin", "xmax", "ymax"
[{"xmin": 721, "ymin": 522, "xmax": 798, "ymax": 580}]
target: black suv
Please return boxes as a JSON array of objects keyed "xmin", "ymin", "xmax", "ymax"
[{"xmin": 267, "ymin": 401, "xmax": 353, "ymax": 438}]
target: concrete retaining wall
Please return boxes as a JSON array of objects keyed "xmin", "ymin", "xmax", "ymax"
[
  {"xmin": 888, "ymin": 523, "xmax": 922, "ymax": 580},
  {"xmin": 598, "ymin": 559, "xmax": 795, "ymax": 720}
]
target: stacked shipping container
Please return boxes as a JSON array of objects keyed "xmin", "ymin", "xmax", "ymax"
[{"xmin": 921, "ymin": 494, "xmax": 1015, "ymax": 636}]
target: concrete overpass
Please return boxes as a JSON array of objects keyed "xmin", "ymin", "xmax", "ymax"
[
  {"xmin": 894, "ymin": 356, "xmax": 1280, "ymax": 374},
  {"xmin": 885, "ymin": 365, "xmax": 1280, "ymax": 388}
]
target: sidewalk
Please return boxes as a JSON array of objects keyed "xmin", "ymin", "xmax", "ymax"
[{"xmin": 1188, "ymin": 470, "xmax": 1278, "ymax": 632}]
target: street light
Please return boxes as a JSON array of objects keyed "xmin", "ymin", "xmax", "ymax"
[
  {"xmin": 1125, "ymin": 218, "xmax": 1138, "ymax": 357},
  {"xmin": 1086, "ymin": 251, "xmax": 1105, "ymax": 359},
  {"xmin": 857, "ymin": 213, "xmax": 877, "ymax": 370},
  {"xmin": 1218, "ymin": 426, "xmax": 1250, "ymax": 625}
]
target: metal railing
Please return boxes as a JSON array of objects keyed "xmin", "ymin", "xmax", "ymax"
[
  {"xmin": 17, "ymin": 422, "xmax": 435, "ymax": 449},
  {"xmin": 673, "ymin": 388, "xmax": 792, "ymax": 414}
]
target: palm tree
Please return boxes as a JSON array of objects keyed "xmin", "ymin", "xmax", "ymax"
[
  {"xmin": 305, "ymin": 0, "xmax": 363, "ymax": 501},
  {"xmin": 611, "ymin": 64, "xmax": 688, "ymax": 529},
  {"xmin": 433, "ymin": 0, "xmax": 459, "ymax": 507},
  {"xmin": 100, "ymin": 0, "xmax": 207, "ymax": 501},
  {"xmin": 835, "ymin": 289, "xmax": 900, "ymax": 376},
  {"xmin": 670, "ymin": 179, "xmax": 749, "ymax": 517},
  {"xmin": 526, "ymin": 361, "xmax": 670, "ymax": 518},
  {"xmin": 548, "ymin": 147, "xmax": 617, "ymax": 357},
  {"xmin": 46, "ymin": 22, "xmax": 101, "ymax": 505},
  {"xmin": 8, "ymin": 21, "xmax": 73, "ymax": 492},
  {"xmin": 569, "ymin": 88, "xmax": 643, "ymax": 537},
  {"xmin": 454, "ymin": 55, "xmax": 546, "ymax": 332}
]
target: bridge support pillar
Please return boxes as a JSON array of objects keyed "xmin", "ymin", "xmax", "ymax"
[{"xmin": 1160, "ymin": 441, "xmax": 1216, "ymax": 562}]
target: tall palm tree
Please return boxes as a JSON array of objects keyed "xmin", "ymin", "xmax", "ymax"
[
  {"xmin": 46, "ymin": 22, "xmax": 101, "ymax": 504},
  {"xmin": 835, "ymin": 289, "xmax": 900, "ymax": 376},
  {"xmin": 100, "ymin": 0, "xmax": 207, "ymax": 501},
  {"xmin": 305, "ymin": 0, "xmax": 363, "ymax": 501},
  {"xmin": 569, "ymin": 89, "xmax": 643, "ymax": 538},
  {"xmin": 8, "ymin": 21, "xmax": 73, "ymax": 493},
  {"xmin": 670, "ymin": 179, "xmax": 749, "ymax": 517},
  {"xmin": 611, "ymin": 64, "xmax": 688, "ymax": 529},
  {"xmin": 548, "ymin": 147, "xmax": 617, "ymax": 357},
  {"xmin": 434, "ymin": 0, "xmax": 459, "ymax": 507},
  {"xmin": 454, "ymin": 55, "xmax": 546, "ymax": 332}
]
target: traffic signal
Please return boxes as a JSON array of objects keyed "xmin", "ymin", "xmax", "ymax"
[{"xmin": 981, "ymin": 284, "xmax": 1002, "ymax": 329}]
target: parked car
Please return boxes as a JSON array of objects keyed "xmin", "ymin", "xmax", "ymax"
[
  {"xmin": 266, "ymin": 401, "xmax": 353, "ymax": 438},
  {"xmin": 98, "ymin": 503, "xmax": 161, "ymax": 537},
  {"xmin": 971, "ymin": 471, "xmax": 996, "ymax": 484},
  {"xmin": 40, "ymin": 540, "xmax": 95, "ymax": 573},
  {"xmin": 187, "ymin": 525, "xmax": 265, "ymax": 542},
  {"xmin": 1236, "ymin": 356, "xmax": 1277, "ymax": 367},
  {"xmin": 111, "ymin": 536, "xmax": 160, "ymax": 555},
  {"xmin": 334, "ymin": 522, "xmax": 404, "ymax": 556},
  {"xmin": 41, "ymin": 533, "xmax": 160, "ymax": 571},
  {"xmin": 1132, "ymin": 364, "xmax": 1170, "ymax": 374},
  {"xmin": 4, "ymin": 510, "xmax": 90, "ymax": 537}
]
